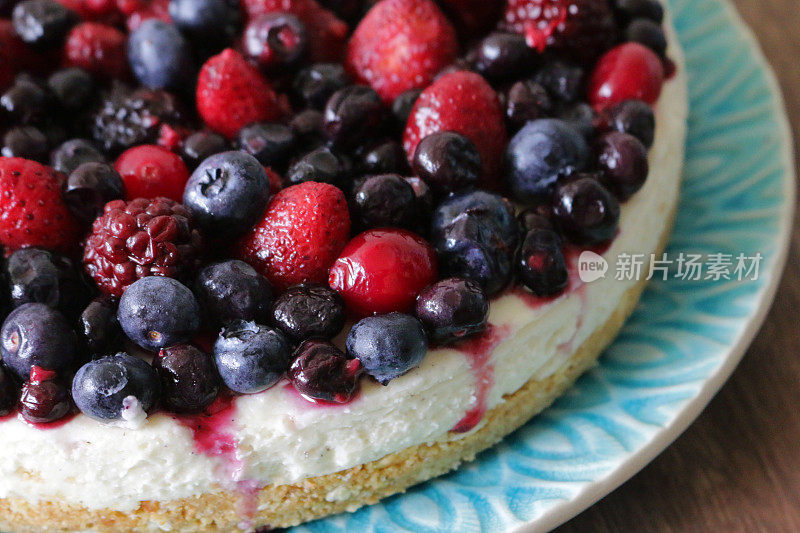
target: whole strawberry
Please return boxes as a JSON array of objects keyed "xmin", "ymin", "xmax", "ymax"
[
  {"xmin": 346, "ymin": 0, "xmax": 458, "ymax": 103},
  {"xmin": 403, "ymin": 71, "xmax": 507, "ymax": 189},
  {"xmin": 0, "ymin": 158, "xmax": 81, "ymax": 253},
  {"xmin": 500, "ymin": 0, "xmax": 617, "ymax": 64},
  {"xmin": 236, "ymin": 181, "xmax": 350, "ymax": 291},
  {"xmin": 83, "ymin": 197, "xmax": 202, "ymax": 296},
  {"xmin": 196, "ymin": 48, "xmax": 284, "ymax": 138}
]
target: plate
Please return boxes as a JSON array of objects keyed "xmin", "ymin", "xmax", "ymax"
[{"xmin": 294, "ymin": 0, "xmax": 796, "ymax": 531}]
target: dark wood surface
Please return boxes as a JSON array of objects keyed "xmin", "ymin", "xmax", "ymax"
[{"xmin": 556, "ymin": 1, "xmax": 800, "ymax": 531}]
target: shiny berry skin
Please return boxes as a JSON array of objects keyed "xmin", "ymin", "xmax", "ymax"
[
  {"xmin": 237, "ymin": 181, "xmax": 350, "ymax": 290},
  {"xmin": 346, "ymin": 312, "xmax": 428, "ymax": 385},
  {"xmin": 626, "ymin": 18, "xmax": 667, "ymax": 57},
  {"xmin": 2, "ymin": 126, "xmax": 47, "ymax": 161},
  {"xmin": 83, "ymin": 197, "xmax": 202, "ymax": 297},
  {"xmin": 19, "ymin": 367, "xmax": 71, "ymax": 424},
  {"xmin": 533, "ymin": 60, "xmax": 584, "ymax": 103},
  {"xmin": 195, "ymin": 260, "xmax": 272, "ymax": 327},
  {"xmin": 594, "ymin": 131, "xmax": 649, "ymax": 200},
  {"xmin": 153, "ymin": 344, "xmax": 220, "ymax": 413},
  {"xmin": 51, "ymin": 139, "xmax": 106, "ymax": 176},
  {"xmin": 613, "ymin": 0, "xmax": 664, "ymax": 24},
  {"xmin": 128, "ymin": 19, "xmax": 193, "ymax": 91},
  {"xmin": 414, "ymin": 277, "xmax": 488, "ymax": 344},
  {"xmin": 286, "ymin": 147, "xmax": 346, "ymax": 187},
  {"xmin": 289, "ymin": 340, "xmax": 361, "ymax": 403},
  {"xmin": 118, "ymin": 276, "xmax": 200, "ymax": 352},
  {"xmin": 391, "ymin": 88, "xmax": 421, "ymax": 127},
  {"xmin": 0, "ymin": 365, "xmax": 19, "ymax": 416},
  {"xmin": 517, "ymin": 228, "xmax": 568, "ymax": 296},
  {"xmin": 359, "ymin": 140, "xmax": 408, "ymax": 175},
  {"xmin": 292, "ymin": 62, "xmax": 349, "ymax": 110},
  {"xmin": 272, "ymin": 283, "xmax": 345, "ymax": 342},
  {"xmin": 243, "ymin": 12, "xmax": 308, "ymax": 70},
  {"xmin": 1, "ymin": 303, "xmax": 78, "ymax": 381},
  {"xmin": 323, "ymin": 85, "xmax": 384, "ymax": 151},
  {"xmin": 505, "ymin": 80, "xmax": 552, "ymax": 131},
  {"xmin": 47, "ymin": 67, "xmax": 95, "ymax": 112},
  {"xmin": 64, "ymin": 162, "xmax": 125, "ymax": 223},
  {"xmin": 552, "ymin": 177, "xmax": 620, "ymax": 244},
  {"xmin": 1, "ymin": 79, "xmax": 50, "ymax": 125},
  {"xmin": 412, "ymin": 131, "xmax": 481, "ymax": 195},
  {"xmin": 351, "ymin": 174, "xmax": 416, "ymax": 230},
  {"xmin": 558, "ymin": 102, "xmax": 597, "ymax": 139},
  {"xmin": 64, "ymin": 22, "xmax": 128, "ymax": 80},
  {"xmin": 180, "ymin": 131, "xmax": 229, "ymax": 170},
  {"xmin": 603, "ymin": 98, "xmax": 655, "ymax": 147},
  {"xmin": 114, "ymin": 145, "xmax": 190, "ymax": 202},
  {"xmin": 517, "ymin": 205, "xmax": 555, "ymax": 233},
  {"xmin": 79, "ymin": 296, "xmax": 122, "ymax": 358},
  {"xmin": 183, "ymin": 151, "xmax": 270, "ymax": 237},
  {"xmin": 329, "ymin": 228, "xmax": 438, "ymax": 316},
  {"xmin": 588, "ymin": 42, "xmax": 665, "ymax": 110},
  {"xmin": 6, "ymin": 247, "xmax": 87, "ymax": 317},
  {"xmin": 213, "ymin": 320, "xmax": 292, "ymax": 393},
  {"xmin": 72, "ymin": 352, "xmax": 160, "ymax": 422},
  {"xmin": 289, "ymin": 109, "xmax": 324, "ymax": 145},
  {"xmin": 237, "ymin": 122, "xmax": 295, "ymax": 168},
  {"xmin": 472, "ymin": 32, "xmax": 535, "ymax": 81},
  {"xmin": 505, "ymin": 118, "xmax": 589, "ymax": 203},
  {"xmin": 168, "ymin": 0, "xmax": 241, "ymax": 51},
  {"xmin": 12, "ymin": 0, "xmax": 76, "ymax": 49}
]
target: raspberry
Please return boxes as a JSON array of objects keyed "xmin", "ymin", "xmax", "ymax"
[
  {"xmin": 92, "ymin": 85, "xmax": 185, "ymax": 154},
  {"xmin": 64, "ymin": 22, "xmax": 129, "ymax": 80},
  {"xmin": 83, "ymin": 197, "xmax": 203, "ymax": 296},
  {"xmin": 0, "ymin": 158, "xmax": 81, "ymax": 253}
]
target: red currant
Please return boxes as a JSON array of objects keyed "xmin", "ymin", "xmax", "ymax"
[
  {"xmin": 114, "ymin": 144, "xmax": 190, "ymax": 202},
  {"xmin": 588, "ymin": 42, "xmax": 665, "ymax": 110}
]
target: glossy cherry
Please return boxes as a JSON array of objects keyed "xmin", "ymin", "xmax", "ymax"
[
  {"xmin": 587, "ymin": 43, "xmax": 664, "ymax": 110},
  {"xmin": 114, "ymin": 144, "xmax": 190, "ymax": 202}
]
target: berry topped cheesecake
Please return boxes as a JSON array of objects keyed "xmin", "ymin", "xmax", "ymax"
[{"xmin": 0, "ymin": 0, "xmax": 686, "ymax": 530}]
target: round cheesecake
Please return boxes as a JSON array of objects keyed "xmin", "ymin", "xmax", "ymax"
[{"xmin": 0, "ymin": 18, "xmax": 688, "ymax": 533}]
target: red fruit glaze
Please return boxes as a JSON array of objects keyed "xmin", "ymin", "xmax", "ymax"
[
  {"xmin": 242, "ymin": 0, "xmax": 348, "ymax": 63},
  {"xmin": 237, "ymin": 181, "xmax": 350, "ymax": 291},
  {"xmin": 588, "ymin": 42, "xmax": 665, "ymax": 111},
  {"xmin": 346, "ymin": 0, "xmax": 458, "ymax": 103},
  {"xmin": 196, "ymin": 49, "xmax": 284, "ymax": 139},
  {"xmin": 329, "ymin": 228, "xmax": 438, "ymax": 317},
  {"xmin": 0, "ymin": 158, "xmax": 81, "ymax": 253},
  {"xmin": 64, "ymin": 22, "xmax": 128, "ymax": 80},
  {"xmin": 114, "ymin": 145, "xmax": 190, "ymax": 202},
  {"xmin": 403, "ymin": 71, "xmax": 507, "ymax": 188}
]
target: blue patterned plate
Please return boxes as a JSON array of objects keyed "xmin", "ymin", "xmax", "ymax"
[{"xmin": 295, "ymin": 0, "xmax": 796, "ymax": 531}]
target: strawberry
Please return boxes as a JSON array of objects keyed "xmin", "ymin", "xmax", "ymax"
[
  {"xmin": 500, "ymin": 0, "xmax": 617, "ymax": 64},
  {"xmin": 236, "ymin": 181, "xmax": 351, "ymax": 291},
  {"xmin": 242, "ymin": 0, "xmax": 348, "ymax": 62},
  {"xmin": 196, "ymin": 48, "xmax": 284, "ymax": 139},
  {"xmin": 0, "ymin": 158, "xmax": 81, "ymax": 253},
  {"xmin": 403, "ymin": 71, "xmax": 507, "ymax": 189},
  {"xmin": 64, "ymin": 22, "xmax": 129, "ymax": 80},
  {"xmin": 346, "ymin": 0, "xmax": 458, "ymax": 103}
]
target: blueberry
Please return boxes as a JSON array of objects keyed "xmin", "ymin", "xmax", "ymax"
[
  {"xmin": 289, "ymin": 109, "xmax": 324, "ymax": 145},
  {"xmin": 47, "ymin": 68, "xmax": 96, "ymax": 112},
  {"xmin": 237, "ymin": 122, "xmax": 295, "ymax": 168},
  {"xmin": 79, "ymin": 296, "xmax": 122, "ymax": 358},
  {"xmin": 414, "ymin": 278, "xmax": 488, "ymax": 344},
  {"xmin": 292, "ymin": 63, "xmax": 349, "ymax": 110},
  {"xmin": 213, "ymin": 320, "xmax": 292, "ymax": 394},
  {"xmin": 533, "ymin": 61, "xmax": 584, "ymax": 103},
  {"xmin": 505, "ymin": 118, "xmax": 589, "ymax": 203},
  {"xmin": 12, "ymin": 0, "xmax": 76, "ymax": 49},
  {"xmin": 1, "ymin": 79, "xmax": 50, "ymax": 125},
  {"xmin": 552, "ymin": 177, "xmax": 620, "ymax": 244},
  {"xmin": 613, "ymin": 0, "xmax": 664, "ymax": 24},
  {"xmin": 604, "ymin": 99, "xmax": 655, "ymax": 148},
  {"xmin": 20, "ymin": 368, "xmax": 71, "ymax": 423},
  {"xmin": 153, "ymin": 344, "xmax": 220, "ymax": 413},
  {"xmin": 271, "ymin": 283, "xmax": 345, "ymax": 342},
  {"xmin": 626, "ymin": 18, "xmax": 667, "ymax": 56},
  {"xmin": 6, "ymin": 248, "xmax": 88, "ymax": 317},
  {"xmin": 359, "ymin": 139, "xmax": 408, "ymax": 175},
  {"xmin": 286, "ymin": 147, "xmax": 346, "ymax": 187},
  {"xmin": 323, "ymin": 85, "xmax": 384, "ymax": 151},
  {"xmin": 243, "ymin": 12, "xmax": 308, "ymax": 70},
  {"xmin": 289, "ymin": 340, "xmax": 362, "ymax": 403},
  {"xmin": 412, "ymin": 131, "xmax": 481, "ymax": 195},
  {"xmin": 117, "ymin": 277, "xmax": 201, "ymax": 352},
  {"xmin": 168, "ymin": 0, "xmax": 241, "ymax": 52},
  {"xmin": 195, "ymin": 260, "xmax": 272, "ymax": 327},
  {"xmin": 472, "ymin": 32, "xmax": 535, "ymax": 80},
  {"xmin": 51, "ymin": 139, "xmax": 106, "ymax": 175},
  {"xmin": 128, "ymin": 19, "xmax": 194, "ymax": 91},
  {"xmin": 404, "ymin": 176, "xmax": 435, "ymax": 235},
  {"xmin": 346, "ymin": 313, "xmax": 428, "ymax": 385},
  {"xmin": 517, "ymin": 229, "xmax": 568, "ymax": 296},
  {"xmin": 63, "ymin": 162, "xmax": 125, "ymax": 223},
  {"xmin": 432, "ymin": 190, "xmax": 518, "ymax": 244},
  {"xmin": 594, "ymin": 131, "xmax": 649, "ymax": 200},
  {"xmin": 517, "ymin": 205, "xmax": 556, "ymax": 233},
  {"xmin": 1, "ymin": 303, "xmax": 77, "ymax": 381},
  {"xmin": 72, "ymin": 352, "xmax": 160, "ymax": 422},
  {"xmin": 352, "ymin": 173, "xmax": 416, "ymax": 229},
  {"xmin": 391, "ymin": 88, "xmax": 421, "ymax": 127},
  {"xmin": 0, "ymin": 365, "xmax": 20, "ymax": 416},
  {"xmin": 2, "ymin": 126, "xmax": 47, "ymax": 161},
  {"xmin": 557, "ymin": 102, "xmax": 596, "ymax": 139},
  {"xmin": 180, "ymin": 131, "xmax": 229, "ymax": 170},
  {"xmin": 505, "ymin": 80, "xmax": 552, "ymax": 131},
  {"xmin": 183, "ymin": 151, "xmax": 270, "ymax": 237}
]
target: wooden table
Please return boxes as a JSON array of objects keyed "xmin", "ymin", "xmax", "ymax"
[{"xmin": 556, "ymin": 1, "xmax": 800, "ymax": 531}]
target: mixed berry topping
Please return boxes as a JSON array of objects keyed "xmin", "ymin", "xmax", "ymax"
[{"xmin": 0, "ymin": 0, "xmax": 673, "ymax": 424}]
